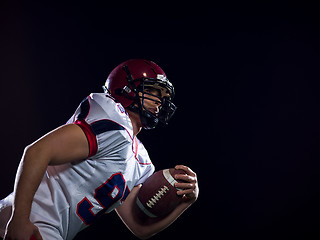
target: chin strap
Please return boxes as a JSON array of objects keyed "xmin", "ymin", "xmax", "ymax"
[{"xmin": 127, "ymin": 103, "xmax": 159, "ymax": 130}]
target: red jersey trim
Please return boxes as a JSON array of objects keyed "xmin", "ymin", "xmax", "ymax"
[{"xmin": 74, "ymin": 119, "xmax": 98, "ymax": 157}]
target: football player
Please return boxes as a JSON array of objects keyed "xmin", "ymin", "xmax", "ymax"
[{"xmin": 0, "ymin": 59, "xmax": 199, "ymax": 240}]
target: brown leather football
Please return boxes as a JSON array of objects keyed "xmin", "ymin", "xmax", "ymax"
[{"xmin": 136, "ymin": 168, "xmax": 186, "ymax": 218}]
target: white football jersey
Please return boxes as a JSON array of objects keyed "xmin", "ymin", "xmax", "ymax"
[{"xmin": 0, "ymin": 93, "xmax": 155, "ymax": 239}]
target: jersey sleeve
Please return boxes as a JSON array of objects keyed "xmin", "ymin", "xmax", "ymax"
[
  {"xmin": 70, "ymin": 94, "xmax": 132, "ymax": 159},
  {"xmin": 135, "ymin": 163, "xmax": 155, "ymax": 186},
  {"xmin": 134, "ymin": 140, "xmax": 155, "ymax": 185},
  {"xmin": 74, "ymin": 119, "xmax": 98, "ymax": 157}
]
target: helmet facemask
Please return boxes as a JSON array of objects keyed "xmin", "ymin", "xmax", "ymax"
[
  {"xmin": 134, "ymin": 82, "xmax": 176, "ymax": 129},
  {"xmin": 121, "ymin": 65, "xmax": 177, "ymax": 129}
]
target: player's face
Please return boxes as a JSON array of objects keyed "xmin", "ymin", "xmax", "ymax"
[{"xmin": 139, "ymin": 88, "xmax": 162, "ymax": 115}]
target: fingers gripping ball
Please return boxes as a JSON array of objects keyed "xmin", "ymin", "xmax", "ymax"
[{"xmin": 136, "ymin": 168, "xmax": 186, "ymax": 218}]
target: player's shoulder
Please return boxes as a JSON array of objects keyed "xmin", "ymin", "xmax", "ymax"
[
  {"xmin": 85, "ymin": 93, "xmax": 132, "ymax": 130},
  {"xmin": 88, "ymin": 92, "xmax": 118, "ymax": 108}
]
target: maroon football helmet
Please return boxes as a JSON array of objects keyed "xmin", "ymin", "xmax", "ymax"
[{"xmin": 103, "ymin": 59, "xmax": 176, "ymax": 129}]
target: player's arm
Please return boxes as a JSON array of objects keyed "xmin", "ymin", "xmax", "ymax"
[
  {"xmin": 5, "ymin": 124, "xmax": 89, "ymax": 240},
  {"xmin": 116, "ymin": 165, "xmax": 199, "ymax": 240}
]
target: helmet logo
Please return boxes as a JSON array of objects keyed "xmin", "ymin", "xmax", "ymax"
[{"xmin": 157, "ymin": 74, "xmax": 168, "ymax": 82}]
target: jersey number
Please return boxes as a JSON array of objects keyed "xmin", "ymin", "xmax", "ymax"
[{"xmin": 77, "ymin": 172, "xmax": 130, "ymax": 225}]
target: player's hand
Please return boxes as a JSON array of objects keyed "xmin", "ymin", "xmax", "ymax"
[
  {"xmin": 4, "ymin": 215, "xmax": 43, "ymax": 240},
  {"xmin": 174, "ymin": 165, "xmax": 199, "ymax": 204}
]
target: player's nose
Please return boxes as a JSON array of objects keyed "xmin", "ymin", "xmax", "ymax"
[{"xmin": 154, "ymin": 101, "xmax": 161, "ymax": 112}]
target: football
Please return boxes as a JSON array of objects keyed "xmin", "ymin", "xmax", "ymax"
[{"xmin": 136, "ymin": 168, "xmax": 186, "ymax": 218}]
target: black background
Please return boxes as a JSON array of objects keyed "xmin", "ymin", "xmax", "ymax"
[{"xmin": 1, "ymin": 1, "xmax": 320, "ymax": 239}]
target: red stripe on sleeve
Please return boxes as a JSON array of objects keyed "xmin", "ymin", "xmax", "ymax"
[{"xmin": 74, "ymin": 119, "xmax": 98, "ymax": 157}]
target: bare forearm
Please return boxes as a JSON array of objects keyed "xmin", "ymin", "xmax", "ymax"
[
  {"xmin": 137, "ymin": 201, "xmax": 192, "ymax": 239},
  {"xmin": 12, "ymin": 145, "xmax": 50, "ymax": 218},
  {"xmin": 116, "ymin": 186, "xmax": 194, "ymax": 239}
]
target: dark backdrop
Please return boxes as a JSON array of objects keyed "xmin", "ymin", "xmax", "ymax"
[{"xmin": 1, "ymin": 1, "xmax": 320, "ymax": 239}]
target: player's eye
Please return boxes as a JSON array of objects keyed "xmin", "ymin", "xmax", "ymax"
[{"xmin": 144, "ymin": 88, "xmax": 161, "ymax": 98}]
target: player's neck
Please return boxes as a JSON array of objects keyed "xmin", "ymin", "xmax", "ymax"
[{"xmin": 126, "ymin": 109, "xmax": 142, "ymax": 137}]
